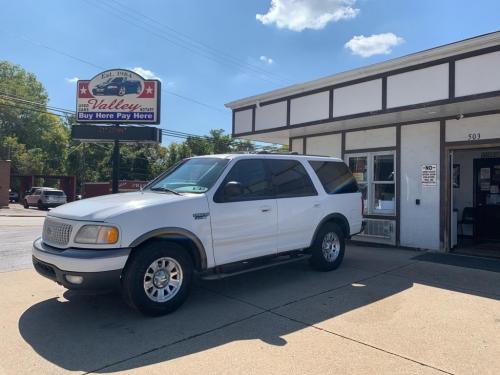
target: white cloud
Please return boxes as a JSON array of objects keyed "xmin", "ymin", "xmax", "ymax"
[
  {"xmin": 256, "ymin": 0, "xmax": 359, "ymax": 32},
  {"xmin": 259, "ymin": 55, "xmax": 274, "ymax": 65},
  {"xmin": 345, "ymin": 33, "xmax": 404, "ymax": 58},
  {"xmin": 65, "ymin": 77, "xmax": 79, "ymax": 84},
  {"xmin": 130, "ymin": 67, "xmax": 162, "ymax": 81}
]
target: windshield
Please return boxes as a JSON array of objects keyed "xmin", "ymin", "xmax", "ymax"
[{"xmin": 148, "ymin": 158, "xmax": 229, "ymax": 194}]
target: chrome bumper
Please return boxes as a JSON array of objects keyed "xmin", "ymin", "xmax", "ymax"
[{"xmin": 32, "ymin": 237, "xmax": 131, "ymax": 273}]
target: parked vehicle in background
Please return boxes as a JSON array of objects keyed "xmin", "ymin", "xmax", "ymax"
[
  {"xmin": 9, "ymin": 189, "xmax": 19, "ymax": 203},
  {"xmin": 32, "ymin": 154, "xmax": 364, "ymax": 316},
  {"xmin": 25, "ymin": 187, "xmax": 42, "ymax": 196},
  {"xmin": 24, "ymin": 188, "xmax": 67, "ymax": 210}
]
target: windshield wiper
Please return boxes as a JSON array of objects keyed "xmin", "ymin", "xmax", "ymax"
[{"xmin": 150, "ymin": 187, "xmax": 182, "ymax": 195}]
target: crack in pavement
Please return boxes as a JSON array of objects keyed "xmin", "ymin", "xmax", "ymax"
[
  {"xmin": 86, "ymin": 259, "xmax": 455, "ymax": 374},
  {"xmin": 269, "ymin": 310, "xmax": 455, "ymax": 375},
  {"xmin": 84, "ymin": 310, "xmax": 268, "ymax": 374}
]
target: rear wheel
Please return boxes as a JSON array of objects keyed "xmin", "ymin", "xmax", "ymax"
[
  {"xmin": 118, "ymin": 86, "xmax": 126, "ymax": 96},
  {"xmin": 122, "ymin": 241, "xmax": 193, "ymax": 316},
  {"xmin": 23, "ymin": 200, "xmax": 29, "ymax": 209},
  {"xmin": 37, "ymin": 201, "xmax": 46, "ymax": 210},
  {"xmin": 309, "ymin": 222, "xmax": 345, "ymax": 271}
]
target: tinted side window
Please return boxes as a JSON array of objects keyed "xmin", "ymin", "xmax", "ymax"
[
  {"xmin": 269, "ymin": 159, "xmax": 317, "ymax": 198},
  {"xmin": 44, "ymin": 191, "xmax": 64, "ymax": 196},
  {"xmin": 216, "ymin": 159, "xmax": 273, "ymax": 202},
  {"xmin": 309, "ymin": 161, "xmax": 359, "ymax": 194}
]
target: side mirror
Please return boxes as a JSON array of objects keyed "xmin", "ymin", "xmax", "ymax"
[{"xmin": 223, "ymin": 181, "xmax": 244, "ymax": 200}]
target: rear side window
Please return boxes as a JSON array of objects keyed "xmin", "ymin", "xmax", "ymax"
[
  {"xmin": 44, "ymin": 191, "xmax": 65, "ymax": 196},
  {"xmin": 269, "ymin": 159, "xmax": 317, "ymax": 198},
  {"xmin": 309, "ymin": 161, "xmax": 359, "ymax": 194}
]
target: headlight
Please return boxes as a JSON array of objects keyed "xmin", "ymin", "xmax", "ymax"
[{"xmin": 74, "ymin": 225, "xmax": 119, "ymax": 244}]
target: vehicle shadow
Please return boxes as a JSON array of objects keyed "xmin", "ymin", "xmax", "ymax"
[{"xmin": 17, "ymin": 248, "xmax": 500, "ymax": 373}]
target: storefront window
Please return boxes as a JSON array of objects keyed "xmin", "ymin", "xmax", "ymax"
[
  {"xmin": 373, "ymin": 155, "xmax": 394, "ymax": 181},
  {"xmin": 348, "ymin": 156, "xmax": 368, "ymax": 214},
  {"xmin": 348, "ymin": 156, "xmax": 368, "ymax": 183},
  {"xmin": 372, "ymin": 154, "xmax": 395, "ymax": 214},
  {"xmin": 374, "ymin": 183, "xmax": 395, "ymax": 213},
  {"xmin": 347, "ymin": 152, "xmax": 396, "ymax": 216}
]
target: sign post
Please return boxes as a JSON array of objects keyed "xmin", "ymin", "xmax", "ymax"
[
  {"xmin": 75, "ymin": 69, "xmax": 161, "ymax": 193},
  {"xmin": 112, "ymin": 128, "xmax": 120, "ymax": 194}
]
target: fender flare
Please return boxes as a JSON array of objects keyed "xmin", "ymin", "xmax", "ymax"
[
  {"xmin": 129, "ymin": 227, "xmax": 208, "ymax": 270},
  {"xmin": 310, "ymin": 213, "xmax": 351, "ymax": 247}
]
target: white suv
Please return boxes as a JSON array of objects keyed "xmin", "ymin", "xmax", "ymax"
[
  {"xmin": 24, "ymin": 188, "xmax": 67, "ymax": 210},
  {"xmin": 32, "ymin": 154, "xmax": 364, "ymax": 315}
]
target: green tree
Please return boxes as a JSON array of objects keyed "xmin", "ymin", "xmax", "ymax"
[
  {"xmin": 209, "ymin": 129, "xmax": 233, "ymax": 154},
  {"xmin": 0, "ymin": 61, "xmax": 70, "ymax": 175}
]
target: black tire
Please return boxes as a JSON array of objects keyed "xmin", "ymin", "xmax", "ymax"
[
  {"xmin": 309, "ymin": 222, "xmax": 345, "ymax": 271},
  {"xmin": 118, "ymin": 86, "xmax": 126, "ymax": 96},
  {"xmin": 23, "ymin": 200, "xmax": 29, "ymax": 209},
  {"xmin": 37, "ymin": 201, "xmax": 45, "ymax": 210},
  {"xmin": 122, "ymin": 241, "xmax": 193, "ymax": 316}
]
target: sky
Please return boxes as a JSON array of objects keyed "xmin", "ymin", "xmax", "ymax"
[{"xmin": 1, "ymin": 0, "xmax": 500, "ymax": 145}]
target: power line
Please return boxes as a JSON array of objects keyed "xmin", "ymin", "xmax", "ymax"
[
  {"xmin": 89, "ymin": 0, "xmax": 290, "ymax": 85},
  {"xmin": 106, "ymin": 0, "xmax": 291, "ymax": 83},
  {"xmin": 0, "ymin": 91, "xmax": 229, "ymax": 142},
  {"xmin": 0, "ymin": 92, "xmax": 75, "ymax": 114},
  {"xmin": 0, "ymin": 98, "xmax": 211, "ymax": 141},
  {"xmin": 0, "ymin": 101, "xmax": 70, "ymax": 118},
  {"xmin": 0, "ymin": 28, "xmax": 230, "ymax": 116}
]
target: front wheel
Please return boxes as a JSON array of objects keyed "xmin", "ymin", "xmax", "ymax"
[
  {"xmin": 23, "ymin": 200, "xmax": 29, "ymax": 209},
  {"xmin": 121, "ymin": 241, "xmax": 193, "ymax": 316},
  {"xmin": 309, "ymin": 222, "xmax": 345, "ymax": 271}
]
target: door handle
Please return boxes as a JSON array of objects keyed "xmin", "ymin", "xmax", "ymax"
[
  {"xmin": 260, "ymin": 205, "xmax": 272, "ymax": 212},
  {"xmin": 313, "ymin": 203, "xmax": 321, "ymax": 208}
]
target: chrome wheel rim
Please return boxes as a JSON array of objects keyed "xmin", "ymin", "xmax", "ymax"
[
  {"xmin": 143, "ymin": 257, "xmax": 183, "ymax": 303},
  {"xmin": 322, "ymin": 232, "xmax": 340, "ymax": 262}
]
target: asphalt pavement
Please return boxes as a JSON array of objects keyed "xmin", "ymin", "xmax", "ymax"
[
  {"xmin": 0, "ymin": 216, "xmax": 44, "ymax": 272},
  {"xmin": 0, "ymin": 215, "xmax": 500, "ymax": 374}
]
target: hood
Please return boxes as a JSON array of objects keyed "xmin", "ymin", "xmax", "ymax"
[{"xmin": 48, "ymin": 191, "xmax": 189, "ymax": 222}]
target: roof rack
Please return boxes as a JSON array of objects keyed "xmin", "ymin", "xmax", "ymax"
[{"xmin": 255, "ymin": 151, "xmax": 299, "ymax": 155}]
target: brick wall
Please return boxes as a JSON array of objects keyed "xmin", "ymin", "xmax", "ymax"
[{"xmin": 0, "ymin": 160, "xmax": 11, "ymax": 207}]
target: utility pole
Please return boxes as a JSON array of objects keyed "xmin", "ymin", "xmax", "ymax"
[
  {"xmin": 112, "ymin": 125, "xmax": 120, "ymax": 194},
  {"xmin": 81, "ymin": 143, "xmax": 85, "ymax": 196}
]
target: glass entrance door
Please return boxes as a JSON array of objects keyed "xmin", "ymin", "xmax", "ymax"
[{"xmin": 474, "ymin": 158, "xmax": 500, "ymax": 241}]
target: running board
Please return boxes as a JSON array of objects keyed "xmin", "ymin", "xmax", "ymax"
[{"xmin": 200, "ymin": 253, "xmax": 311, "ymax": 280}]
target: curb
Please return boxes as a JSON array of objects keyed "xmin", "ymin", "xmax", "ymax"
[{"xmin": 0, "ymin": 215, "xmax": 46, "ymax": 218}]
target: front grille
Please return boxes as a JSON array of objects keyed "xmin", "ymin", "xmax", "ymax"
[{"xmin": 42, "ymin": 218, "xmax": 73, "ymax": 247}]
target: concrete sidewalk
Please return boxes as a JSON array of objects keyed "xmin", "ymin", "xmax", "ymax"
[
  {"xmin": 0, "ymin": 203, "xmax": 48, "ymax": 217},
  {"xmin": 0, "ymin": 245, "xmax": 499, "ymax": 374}
]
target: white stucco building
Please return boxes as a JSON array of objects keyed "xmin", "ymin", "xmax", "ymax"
[{"xmin": 226, "ymin": 32, "xmax": 500, "ymax": 254}]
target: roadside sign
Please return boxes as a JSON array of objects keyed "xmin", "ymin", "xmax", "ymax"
[
  {"xmin": 421, "ymin": 164, "xmax": 437, "ymax": 186},
  {"xmin": 76, "ymin": 69, "xmax": 161, "ymax": 124}
]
